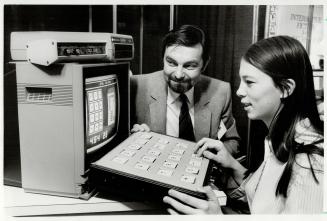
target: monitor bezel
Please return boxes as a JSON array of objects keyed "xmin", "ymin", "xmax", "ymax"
[{"xmin": 83, "ymin": 68, "xmax": 120, "ymax": 155}]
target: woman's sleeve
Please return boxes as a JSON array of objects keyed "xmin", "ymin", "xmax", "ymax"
[
  {"xmin": 282, "ymin": 154, "xmax": 324, "ymax": 214},
  {"xmin": 225, "ymin": 174, "xmax": 250, "ymax": 203}
]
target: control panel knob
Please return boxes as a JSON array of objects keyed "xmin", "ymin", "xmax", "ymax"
[
  {"xmin": 63, "ymin": 48, "xmax": 73, "ymax": 56},
  {"xmin": 73, "ymin": 48, "xmax": 81, "ymax": 55}
]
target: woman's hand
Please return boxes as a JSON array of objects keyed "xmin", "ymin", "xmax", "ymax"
[
  {"xmin": 194, "ymin": 138, "xmax": 237, "ymax": 169},
  {"xmin": 163, "ymin": 186, "xmax": 222, "ymax": 215}
]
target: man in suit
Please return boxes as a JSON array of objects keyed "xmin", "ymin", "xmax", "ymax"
[{"xmin": 130, "ymin": 25, "xmax": 240, "ymax": 155}]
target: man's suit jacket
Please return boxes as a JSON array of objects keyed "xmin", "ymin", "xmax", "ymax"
[{"xmin": 130, "ymin": 70, "xmax": 240, "ymax": 155}]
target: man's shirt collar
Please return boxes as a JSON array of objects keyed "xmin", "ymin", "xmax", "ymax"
[{"xmin": 167, "ymin": 86, "xmax": 194, "ymax": 105}]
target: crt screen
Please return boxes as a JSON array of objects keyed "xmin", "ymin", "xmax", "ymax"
[{"xmin": 85, "ymin": 75, "xmax": 119, "ymax": 152}]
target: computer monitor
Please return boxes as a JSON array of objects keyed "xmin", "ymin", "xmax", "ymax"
[
  {"xmin": 85, "ymin": 74, "xmax": 119, "ymax": 154},
  {"xmin": 15, "ymin": 62, "xmax": 130, "ymax": 199}
]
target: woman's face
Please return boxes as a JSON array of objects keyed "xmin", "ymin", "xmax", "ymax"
[{"xmin": 236, "ymin": 59, "xmax": 283, "ymax": 126}]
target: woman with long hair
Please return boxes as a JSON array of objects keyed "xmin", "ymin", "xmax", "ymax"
[{"xmin": 163, "ymin": 35, "xmax": 324, "ymax": 214}]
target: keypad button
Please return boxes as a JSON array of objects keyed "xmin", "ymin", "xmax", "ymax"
[
  {"xmin": 185, "ymin": 166, "xmax": 199, "ymax": 174},
  {"xmin": 128, "ymin": 144, "xmax": 142, "ymax": 150},
  {"xmin": 191, "ymin": 154, "xmax": 203, "ymax": 161},
  {"xmin": 94, "ymin": 123, "xmax": 99, "ymax": 132},
  {"xmin": 157, "ymin": 169, "xmax": 173, "ymax": 177},
  {"xmin": 99, "ymin": 101, "xmax": 103, "ymax": 110},
  {"xmin": 153, "ymin": 143, "xmax": 166, "ymax": 150},
  {"xmin": 95, "ymin": 112, "xmax": 99, "ymax": 121},
  {"xmin": 112, "ymin": 156, "xmax": 128, "ymax": 164},
  {"xmin": 176, "ymin": 143, "xmax": 188, "ymax": 149},
  {"xmin": 98, "ymin": 91, "xmax": 102, "ymax": 99},
  {"xmin": 94, "ymin": 102, "xmax": 99, "ymax": 111},
  {"xmin": 93, "ymin": 91, "xmax": 98, "ymax": 100},
  {"xmin": 158, "ymin": 139, "xmax": 169, "ymax": 144},
  {"xmin": 172, "ymin": 148, "xmax": 185, "ymax": 155},
  {"xmin": 90, "ymin": 114, "xmax": 95, "ymax": 123},
  {"xmin": 89, "ymin": 103, "xmax": 94, "ymax": 112},
  {"xmin": 189, "ymin": 159, "xmax": 202, "ymax": 167},
  {"xmin": 163, "ymin": 161, "xmax": 178, "ymax": 169},
  {"xmin": 148, "ymin": 149, "xmax": 161, "ymax": 156},
  {"xmin": 89, "ymin": 124, "xmax": 94, "ymax": 134},
  {"xmin": 99, "ymin": 112, "xmax": 103, "ymax": 120},
  {"xmin": 88, "ymin": 92, "xmax": 94, "ymax": 101},
  {"xmin": 181, "ymin": 175, "xmax": 196, "ymax": 184},
  {"xmin": 135, "ymin": 162, "xmax": 150, "ymax": 171},
  {"xmin": 98, "ymin": 123, "xmax": 103, "ymax": 131},
  {"xmin": 140, "ymin": 133, "xmax": 153, "ymax": 140},
  {"xmin": 168, "ymin": 154, "xmax": 182, "ymax": 161},
  {"xmin": 141, "ymin": 155, "xmax": 156, "ymax": 163},
  {"xmin": 121, "ymin": 150, "xmax": 136, "ymax": 157},
  {"xmin": 135, "ymin": 139, "xmax": 148, "ymax": 145}
]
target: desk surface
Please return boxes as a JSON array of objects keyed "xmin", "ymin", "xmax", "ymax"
[{"xmin": 4, "ymin": 185, "xmax": 167, "ymax": 218}]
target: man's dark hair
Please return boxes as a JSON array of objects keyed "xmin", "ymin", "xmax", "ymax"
[{"xmin": 161, "ymin": 24, "xmax": 210, "ymax": 64}]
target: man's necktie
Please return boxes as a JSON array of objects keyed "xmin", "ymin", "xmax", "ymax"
[{"xmin": 179, "ymin": 93, "xmax": 195, "ymax": 141}]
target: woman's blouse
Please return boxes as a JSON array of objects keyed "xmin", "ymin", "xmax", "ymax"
[{"xmin": 228, "ymin": 118, "xmax": 324, "ymax": 214}]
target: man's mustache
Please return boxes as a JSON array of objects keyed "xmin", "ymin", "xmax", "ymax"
[{"xmin": 169, "ymin": 76, "xmax": 191, "ymax": 83}]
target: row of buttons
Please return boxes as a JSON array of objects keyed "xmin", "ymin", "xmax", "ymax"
[
  {"xmin": 88, "ymin": 90, "xmax": 102, "ymax": 102},
  {"xmin": 89, "ymin": 112, "xmax": 103, "ymax": 123},
  {"xmin": 112, "ymin": 156, "xmax": 198, "ymax": 184},
  {"xmin": 89, "ymin": 122, "xmax": 103, "ymax": 134},
  {"xmin": 113, "ymin": 148, "xmax": 202, "ymax": 171},
  {"xmin": 89, "ymin": 101, "xmax": 103, "ymax": 113}
]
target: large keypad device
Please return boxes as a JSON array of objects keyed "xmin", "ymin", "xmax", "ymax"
[{"xmin": 92, "ymin": 131, "xmax": 211, "ymax": 197}]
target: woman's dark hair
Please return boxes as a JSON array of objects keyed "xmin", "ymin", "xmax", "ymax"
[
  {"xmin": 243, "ymin": 36, "xmax": 323, "ymax": 197},
  {"xmin": 161, "ymin": 24, "xmax": 210, "ymax": 65}
]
